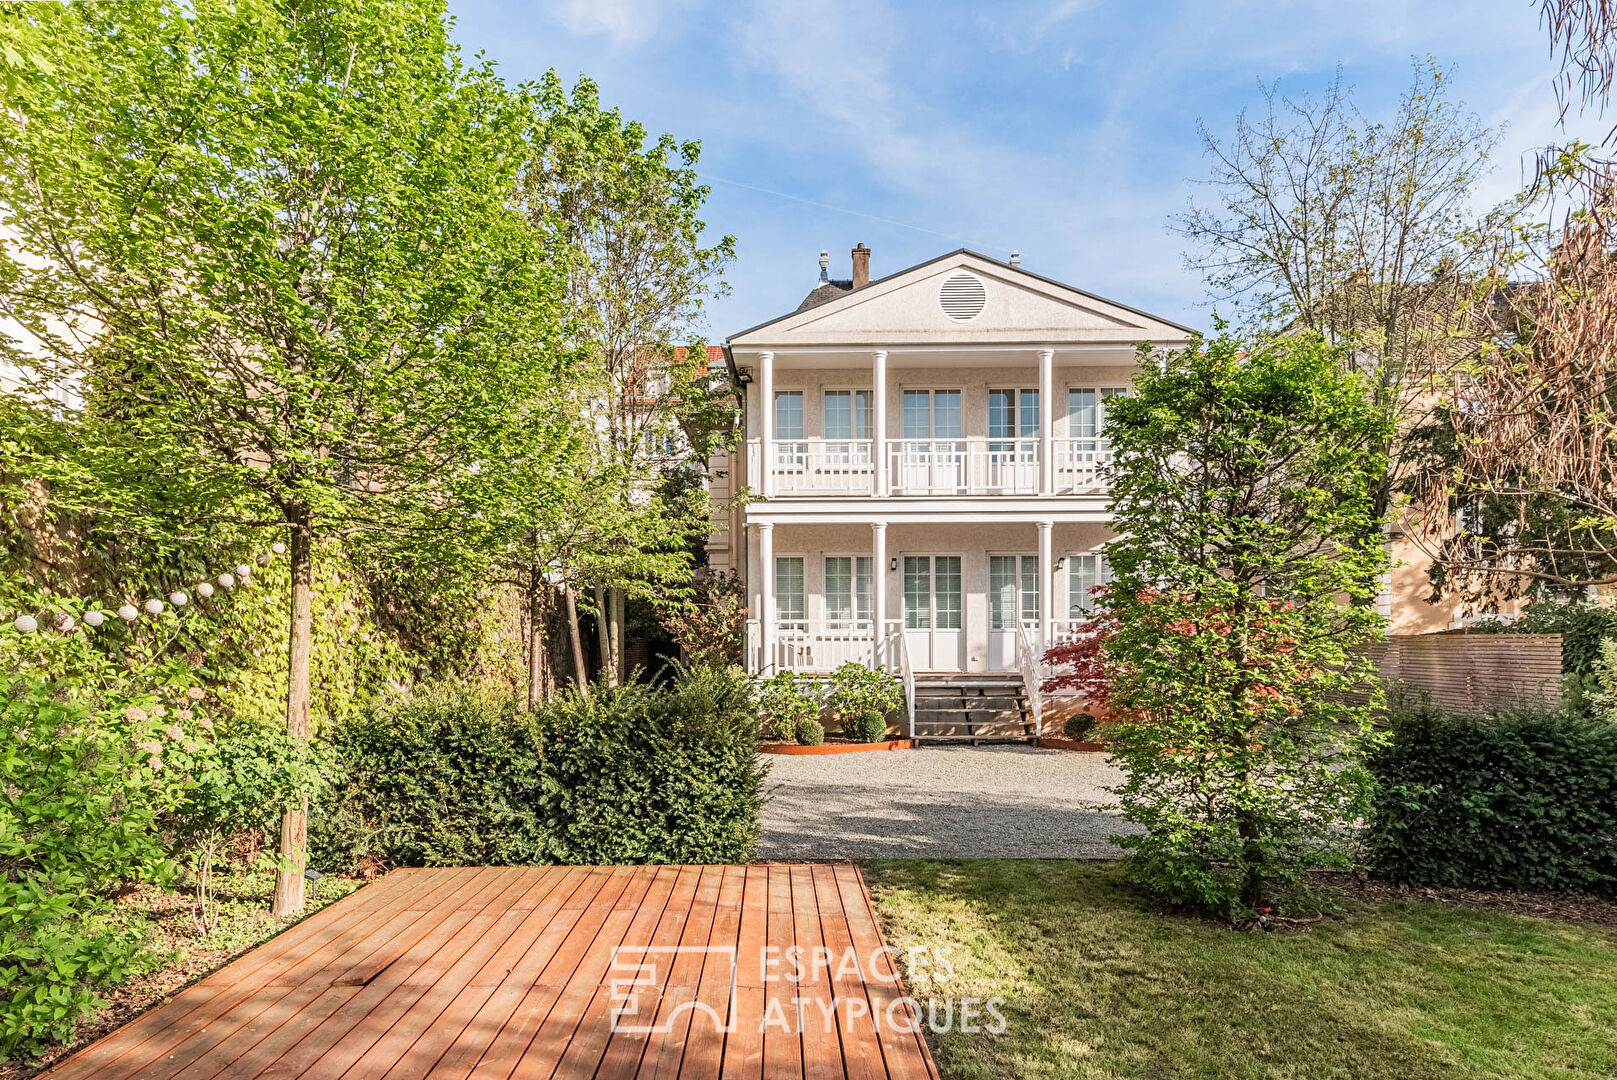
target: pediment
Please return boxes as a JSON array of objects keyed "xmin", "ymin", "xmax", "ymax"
[{"xmin": 728, "ymin": 250, "xmax": 1192, "ymax": 348}]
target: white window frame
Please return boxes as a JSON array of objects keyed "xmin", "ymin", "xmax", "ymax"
[
  {"xmin": 988, "ymin": 552, "xmax": 1040, "ymax": 630},
  {"xmin": 774, "ymin": 554, "xmax": 807, "ymax": 631},
  {"xmin": 1065, "ymin": 550, "xmax": 1112, "ymax": 617},
  {"xmin": 823, "ymin": 553, "xmax": 874, "ymax": 628}
]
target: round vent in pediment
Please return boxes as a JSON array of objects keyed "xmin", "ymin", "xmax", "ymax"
[{"xmin": 938, "ymin": 272, "xmax": 987, "ymax": 321}]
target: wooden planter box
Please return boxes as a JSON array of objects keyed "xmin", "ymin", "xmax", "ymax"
[{"xmin": 760, "ymin": 739, "xmax": 913, "ymax": 755}]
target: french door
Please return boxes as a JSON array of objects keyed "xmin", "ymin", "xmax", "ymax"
[
  {"xmin": 903, "ymin": 555, "xmax": 963, "ymax": 671},
  {"xmin": 897, "ymin": 389, "xmax": 964, "ymax": 492},
  {"xmin": 987, "ymin": 389, "xmax": 1040, "ymax": 491},
  {"xmin": 987, "ymin": 554, "xmax": 1038, "ymax": 671}
]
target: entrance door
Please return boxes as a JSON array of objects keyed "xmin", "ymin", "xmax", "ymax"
[
  {"xmin": 987, "ymin": 554, "xmax": 1038, "ymax": 671},
  {"xmin": 903, "ymin": 555, "xmax": 963, "ymax": 670}
]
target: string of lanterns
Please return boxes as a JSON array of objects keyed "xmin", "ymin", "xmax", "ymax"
[{"xmin": 6, "ymin": 541, "xmax": 288, "ymax": 636}]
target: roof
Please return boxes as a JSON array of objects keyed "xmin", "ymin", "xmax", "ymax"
[
  {"xmin": 728, "ymin": 247, "xmax": 1197, "ymax": 343},
  {"xmin": 795, "ymin": 280, "xmax": 854, "ymax": 313}
]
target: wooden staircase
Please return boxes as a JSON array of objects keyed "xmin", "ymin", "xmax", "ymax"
[{"xmin": 910, "ymin": 673, "xmax": 1035, "ymax": 744}]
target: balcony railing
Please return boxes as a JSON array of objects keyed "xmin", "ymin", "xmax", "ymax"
[
  {"xmin": 747, "ymin": 437, "xmax": 1113, "ymax": 497},
  {"xmin": 745, "ymin": 618, "xmax": 899, "ymax": 675}
]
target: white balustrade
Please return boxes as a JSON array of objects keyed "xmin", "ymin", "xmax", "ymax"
[
  {"xmin": 747, "ymin": 438, "xmax": 875, "ymax": 495},
  {"xmin": 886, "ymin": 437, "xmax": 1041, "ymax": 495},
  {"xmin": 1052, "ymin": 438, "xmax": 1112, "ymax": 493}
]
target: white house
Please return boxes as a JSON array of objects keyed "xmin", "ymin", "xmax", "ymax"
[{"xmin": 707, "ymin": 246, "xmax": 1193, "ymax": 739}]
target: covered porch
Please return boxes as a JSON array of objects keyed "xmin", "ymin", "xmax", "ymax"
[{"xmin": 743, "ymin": 520, "xmax": 1111, "ymax": 678}]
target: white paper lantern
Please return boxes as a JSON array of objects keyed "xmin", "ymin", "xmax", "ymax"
[
  {"xmin": 118, "ymin": 604, "xmax": 139, "ymax": 622},
  {"xmin": 143, "ymin": 598, "xmax": 164, "ymax": 616},
  {"xmin": 234, "ymin": 564, "xmax": 251, "ymax": 579},
  {"xmin": 217, "ymin": 573, "xmax": 235, "ymax": 589},
  {"xmin": 12, "ymin": 615, "xmax": 37, "ymax": 634},
  {"xmin": 196, "ymin": 582, "xmax": 214, "ymax": 599},
  {"xmin": 256, "ymin": 553, "xmax": 271, "ymax": 567},
  {"xmin": 82, "ymin": 610, "xmax": 104, "ymax": 628},
  {"xmin": 55, "ymin": 614, "xmax": 75, "ymax": 632},
  {"xmin": 169, "ymin": 591, "xmax": 188, "ymax": 607},
  {"xmin": 271, "ymin": 541, "xmax": 286, "ymax": 555}
]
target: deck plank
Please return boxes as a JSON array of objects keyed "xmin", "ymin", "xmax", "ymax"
[{"xmin": 41, "ymin": 864, "xmax": 936, "ymax": 1080}]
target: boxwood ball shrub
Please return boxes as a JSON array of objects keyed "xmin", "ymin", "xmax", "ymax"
[
  {"xmin": 313, "ymin": 664, "xmax": 765, "ymax": 871},
  {"xmin": 1370, "ymin": 702, "xmax": 1617, "ymax": 897},
  {"xmin": 796, "ymin": 717, "xmax": 825, "ymax": 746},
  {"xmin": 1063, "ymin": 712, "xmax": 1098, "ymax": 742},
  {"xmin": 827, "ymin": 661, "xmax": 903, "ymax": 742}
]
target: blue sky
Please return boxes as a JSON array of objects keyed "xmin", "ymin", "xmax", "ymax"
[{"xmin": 450, "ymin": 0, "xmax": 1593, "ymax": 339}]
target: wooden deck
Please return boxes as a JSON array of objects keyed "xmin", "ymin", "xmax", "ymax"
[{"xmin": 43, "ymin": 865, "xmax": 939, "ymax": 1080}]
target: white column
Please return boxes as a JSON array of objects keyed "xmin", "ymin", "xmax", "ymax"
[
  {"xmin": 1037, "ymin": 520, "xmax": 1054, "ymax": 651},
  {"xmin": 759, "ymin": 351, "xmax": 775, "ymax": 498},
  {"xmin": 758, "ymin": 522, "xmax": 775, "ymax": 671},
  {"xmin": 1038, "ymin": 347, "xmax": 1054, "ymax": 494},
  {"xmin": 872, "ymin": 522, "xmax": 888, "ymax": 664},
  {"xmin": 872, "ymin": 349, "xmax": 888, "ymax": 496}
]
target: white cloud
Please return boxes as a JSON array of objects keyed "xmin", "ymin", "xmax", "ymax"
[{"xmin": 544, "ymin": 0, "xmax": 683, "ymax": 48}]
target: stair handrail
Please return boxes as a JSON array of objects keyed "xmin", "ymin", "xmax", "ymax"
[
  {"xmin": 892, "ymin": 623, "xmax": 916, "ymax": 740},
  {"xmin": 1015, "ymin": 620, "xmax": 1044, "ymax": 738}
]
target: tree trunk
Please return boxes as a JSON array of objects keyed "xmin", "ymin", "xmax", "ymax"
[
  {"xmin": 595, "ymin": 584, "xmax": 619, "ymax": 688},
  {"xmin": 611, "ymin": 586, "xmax": 626, "ymax": 683},
  {"xmin": 526, "ymin": 579, "xmax": 546, "ymax": 710},
  {"xmin": 271, "ymin": 516, "xmax": 313, "ymax": 917},
  {"xmin": 564, "ymin": 584, "xmax": 589, "ymax": 698}
]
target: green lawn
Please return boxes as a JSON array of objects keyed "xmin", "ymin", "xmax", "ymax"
[{"xmin": 863, "ymin": 860, "xmax": 1617, "ymax": 1080}]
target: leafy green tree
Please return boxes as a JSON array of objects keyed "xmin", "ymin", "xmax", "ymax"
[
  {"xmin": 0, "ymin": 0, "xmax": 568, "ymax": 913},
  {"xmin": 519, "ymin": 74, "xmax": 739, "ymax": 685},
  {"xmin": 1055, "ymin": 333, "xmax": 1392, "ymax": 918}
]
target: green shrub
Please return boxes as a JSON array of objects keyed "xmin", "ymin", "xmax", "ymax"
[
  {"xmin": 826, "ymin": 662, "xmax": 901, "ymax": 742},
  {"xmin": 0, "ymin": 672, "xmax": 196, "ymax": 1057},
  {"xmin": 312, "ymin": 687, "xmax": 545, "ymax": 871},
  {"xmin": 755, "ymin": 669, "xmax": 819, "ymax": 742},
  {"xmin": 536, "ymin": 663, "xmax": 763, "ymax": 864},
  {"xmin": 313, "ymin": 665, "xmax": 765, "ymax": 871},
  {"xmin": 1063, "ymin": 713, "xmax": 1098, "ymax": 741},
  {"xmin": 1369, "ymin": 702, "xmax": 1617, "ymax": 897},
  {"xmin": 796, "ymin": 717, "xmax": 825, "ymax": 745}
]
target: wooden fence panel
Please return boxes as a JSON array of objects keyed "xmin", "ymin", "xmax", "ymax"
[{"xmin": 1369, "ymin": 632, "xmax": 1563, "ymax": 713}]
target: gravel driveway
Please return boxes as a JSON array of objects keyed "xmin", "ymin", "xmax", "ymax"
[{"xmin": 757, "ymin": 745, "xmax": 1138, "ymax": 860}]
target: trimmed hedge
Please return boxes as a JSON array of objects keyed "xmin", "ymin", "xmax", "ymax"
[
  {"xmin": 311, "ymin": 665, "xmax": 765, "ymax": 871},
  {"xmin": 1369, "ymin": 703, "xmax": 1617, "ymax": 897}
]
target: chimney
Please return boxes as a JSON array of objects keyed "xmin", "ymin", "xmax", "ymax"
[
  {"xmin": 818, "ymin": 249, "xmax": 830, "ymax": 284},
  {"xmin": 851, "ymin": 243, "xmax": 871, "ymax": 289}
]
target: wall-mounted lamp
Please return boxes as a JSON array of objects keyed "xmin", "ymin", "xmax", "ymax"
[
  {"xmin": 889, "ymin": 557, "xmax": 898, "ymax": 572},
  {"xmin": 1054, "ymin": 556, "xmax": 1066, "ymax": 571}
]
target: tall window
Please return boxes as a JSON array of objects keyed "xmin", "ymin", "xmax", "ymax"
[
  {"xmin": 823, "ymin": 390, "xmax": 871, "ymax": 440},
  {"xmin": 1067, "ymin": 552, "xmax": 1111, "ymax": 617},
  {"xmin": 989, "ymin": 555, "xmax": 1039, "ymax": 630},
  {"xmin": 988, "ymin": 389, "xmax": 1039, "ymax": 439},
  {"xmin": 1067, "ymin": 387, "xmax": 1126, "ymax": 446},
  {"xmin": 902, "ymin": 389, "xmax": 962, "ymax": 439},
  {"xmin": 824, "ymin": 556, "xmax": 873, "ymax": 626},
  {"xmin": 775, "ymin": 556, "xmax": 805, "ymax": 630},
  {"xmin": 773, "ymin": 391, "xmax": 804, "ymax": 440},
  {"xmin": 903, "ymin": 555, "xmax": 960, "ymax": 630}
]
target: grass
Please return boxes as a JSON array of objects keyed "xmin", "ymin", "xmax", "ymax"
[
  {"xmin": 863, "ymin": 860, "xmax": 1617, "ymax": 1080},
  {"xmin": 2, "ymin": 869, "xmax": 361, "ymax": 1078}
]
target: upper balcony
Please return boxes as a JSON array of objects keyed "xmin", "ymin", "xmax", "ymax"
[{"xmin": 745, "ymin": 436, "xmax": 1111, "ymax": 497}]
